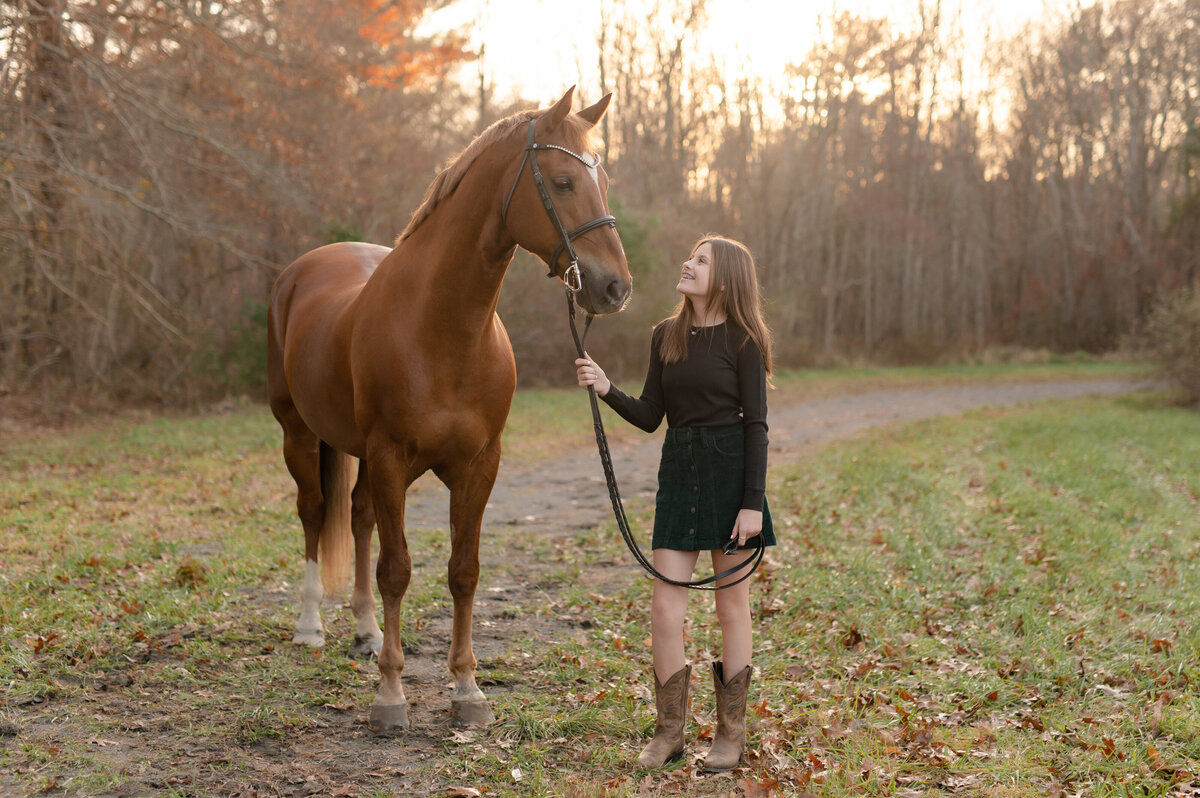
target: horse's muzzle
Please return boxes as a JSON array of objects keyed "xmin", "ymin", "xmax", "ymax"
[{"xmin": 582, "ymin": 269, "xmax": 632, "ymax": 314}]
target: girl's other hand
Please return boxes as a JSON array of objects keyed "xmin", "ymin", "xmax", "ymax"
[
  {"xmin": 730, "ymin": 509, "xmax": 763, "ymax": 547},
  {"xmin": 575, "ymin": 355, "xmax": 610, "ymax": 396}
]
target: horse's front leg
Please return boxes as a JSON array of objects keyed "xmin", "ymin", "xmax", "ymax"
[
  {"xmin": 349, "ymin": 459, "xmax": 383, "ymax": 657},
  {"xmin": 367, "ymin": 448, "xmax": 414, "ymax": 731},
  {"xmin": 441, "ymin": 440, "xmax": 501, "ymax": 727}
]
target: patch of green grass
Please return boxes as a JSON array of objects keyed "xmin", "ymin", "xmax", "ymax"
[
  {"xmin": 770, "ymin": 357, "xmax": 1147, "ymax": 401},
  {"xmin": 748, "ymin": 394, "xmax": 1199, "ymax": 795}
]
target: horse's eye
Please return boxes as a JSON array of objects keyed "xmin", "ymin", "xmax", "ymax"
[{"xmin": 553, "ymin": 177, "xmax": 574, "ymax": 192}]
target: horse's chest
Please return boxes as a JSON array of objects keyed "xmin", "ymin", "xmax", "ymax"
[
  {"xmin": 360, "ymin": 335, "xmax": 514, "ymax": 455},
  {"xmin": 382, "ymin": 381, "xmax": 512, "ymax": 452}
]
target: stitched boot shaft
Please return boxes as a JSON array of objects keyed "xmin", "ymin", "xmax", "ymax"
[
  {"xmin": 636, "ymin": 665, "xmax": 690, "ymax": 768},
  {"xmin": 703, "ymin": 661, "xmax": 751, "ymax": 772}
]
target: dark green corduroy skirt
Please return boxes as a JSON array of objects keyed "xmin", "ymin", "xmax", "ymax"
[{"xmin": 651, "ymin": 423, "xmax": 776, "ymax": 552}]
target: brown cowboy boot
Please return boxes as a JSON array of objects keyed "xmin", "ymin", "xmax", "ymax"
[
  {"xmin": 703, "ymin": 661, "xmax": 751, "ymax": 772},
  {"xmin": 636, "ymin": 665, "xmax": 690, "ymax": 768}
]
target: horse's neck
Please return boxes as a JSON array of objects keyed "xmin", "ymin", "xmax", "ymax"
[{"xmin": 375, "ymin": 178, "xmax": 515, "ymax": 339}]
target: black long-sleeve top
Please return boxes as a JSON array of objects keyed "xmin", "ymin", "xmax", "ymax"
[{"xmin": 600, "ymin": 320, "xmax": 769, "ymax": 512}]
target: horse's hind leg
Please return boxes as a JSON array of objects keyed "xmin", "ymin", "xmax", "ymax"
[
  {"xmin": 278, "ymin": 420, "xmax": 327, "ymax": 647},
  {"xmin": 269, "ymin": 313, "xmax": 326, "ymax": 647},
  {"xmin": 349, "ymin": 459, "xmax": 382, "ymax": 657},
  {"xmin": 441, "ymin": 440, "xmax": 501, "ymax": 727}
]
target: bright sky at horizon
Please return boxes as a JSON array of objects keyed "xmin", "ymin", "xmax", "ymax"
[{"xmin": 419, "ymin": 0, "xmax": 1056, "ymax": 105}]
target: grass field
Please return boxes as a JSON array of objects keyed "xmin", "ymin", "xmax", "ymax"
[{"xmin": 2, "ymin": 362, "xmax": 1197, "ymax": 796}]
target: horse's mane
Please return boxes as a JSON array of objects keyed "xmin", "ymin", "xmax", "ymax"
[
  {"xmin": 396, "ymin": 109, "xmax": 598, "ymax": 244},
  {"xmin": 396, "ymin": 112, "xmax": 534, "ymax": 244}
]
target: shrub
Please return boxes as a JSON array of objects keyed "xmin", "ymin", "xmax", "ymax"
[
  {"xmin": 194, "ymin": 299, "xmax": 269, "ymax": 400},
  {"xmin": 1127, "ymin": 282, "xmax": 1200, "ymax": 405}
]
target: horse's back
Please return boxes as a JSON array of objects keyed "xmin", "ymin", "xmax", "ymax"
[{"xmin": 271, "ymin": 242, "xmax": 390, "ymax": 328}]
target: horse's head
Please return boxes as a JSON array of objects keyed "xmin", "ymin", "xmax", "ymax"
[{"xmin": 502, "ymin": 87, "xmax": 632, "ymax": 315}]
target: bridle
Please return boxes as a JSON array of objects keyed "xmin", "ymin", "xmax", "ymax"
[
  {"xmin": 504, "ymin": 115, "xmax": 763, "ymax": 591},
  {"xmin": 501, "ymin": 117, "xmax": 617, "ymax": 292}
]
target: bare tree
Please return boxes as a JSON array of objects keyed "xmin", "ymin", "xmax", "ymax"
[{"xmin": 0, "ymin": 0, "xmax": 467, "ymax": 401}]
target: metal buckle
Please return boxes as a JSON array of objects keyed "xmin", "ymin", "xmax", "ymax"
[{"xmin": 563, "ymin": 261, "xmax": 582, "ymax": 293}]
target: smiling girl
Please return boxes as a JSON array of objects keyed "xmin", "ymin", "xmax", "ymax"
[{"xmin": 574, "ymin": 234, "xmax": 775, "ymax": 771}]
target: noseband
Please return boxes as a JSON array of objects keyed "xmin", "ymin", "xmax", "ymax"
[{"xmin": 502, "ymin": 118, "xmax": 617, "ymax": 292}]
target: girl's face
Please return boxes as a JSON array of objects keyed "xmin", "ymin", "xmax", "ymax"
[{"xmin": 677, "ymin": 242, "xmax": 715, "ymax": 300}]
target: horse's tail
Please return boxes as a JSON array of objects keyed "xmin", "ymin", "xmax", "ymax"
[{"xmin": 318, "ymin": 441, "xmax": 354, "ymax": 596}]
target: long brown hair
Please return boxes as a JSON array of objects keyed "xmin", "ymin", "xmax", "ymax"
[{"xmin": 659, "ymin": 234, "xmax": 773, "ymax": 380}]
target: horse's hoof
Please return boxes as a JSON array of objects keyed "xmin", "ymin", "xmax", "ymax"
[
  {"xmin": 369, "ymin": 703, "xmax": 410, "ymax": 732},
  {"xmin": 292, "ymin": 629, "xmax": 324, "ymax": 647},
  {"xmin": 451, "ymin": 698, "xmax": 495, "ymax": 727},
  {"xmin": 350, "ymin": 635, "xmax": 383, "ymax": 658}
]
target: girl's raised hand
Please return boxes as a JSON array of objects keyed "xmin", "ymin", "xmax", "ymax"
[{"xmin": 574, "ymin": 355, "xmax": 611, "ymax": 396}]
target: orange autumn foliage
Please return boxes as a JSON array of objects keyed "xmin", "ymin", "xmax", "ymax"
[{"xmin": 347, "ymin": 0, "xmax": 466, "ymax": 87}]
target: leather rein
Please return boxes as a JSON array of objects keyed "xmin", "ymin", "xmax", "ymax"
[{"xmin": 505, "ymin": 117, "xmax": 764, "ymax": 591}]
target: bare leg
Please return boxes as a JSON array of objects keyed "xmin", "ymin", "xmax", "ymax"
[
  {"xmin": 635, "ymin": 549, "xmax": 700, "ymax": 768},
  {"xmin": 349, "ymin": 459, "xmax": 383, "ymax": 657},
  {"xmin": 367, "ymin": 448, "xmax": 414, "ymax": 731},
  {"xmin": 650, "ymin": 549, "xmax": 700, "ymax": 683},
  {"xmin": 440, "ymin": 440, "xmax": 501, "ymax": 726},
  {"xmin": 710, "ymin": 549, "xmax": 753, "ymax": 676}
]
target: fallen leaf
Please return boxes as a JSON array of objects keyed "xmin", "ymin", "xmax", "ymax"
[{"xmin": 841, "ymin": 627, "xmax": 865, "ymax": 649}]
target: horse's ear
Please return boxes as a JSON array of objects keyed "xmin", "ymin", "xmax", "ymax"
[
  {"xmin": 577, "ymin": 93, "xmax": 612, "ymax": 127},
  {"xmin": 543, "ymin": 86, "xmax": 576, "ymax": 133}
]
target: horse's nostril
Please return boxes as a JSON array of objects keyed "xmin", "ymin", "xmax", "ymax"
[{"xmin": 605, "ymin": 279, "xmax": 630, "ymax": 307}]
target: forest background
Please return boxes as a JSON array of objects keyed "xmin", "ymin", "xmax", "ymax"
[{"xmin": 2, "ymin": 0, "xmax": 1198, "ymax": 408}]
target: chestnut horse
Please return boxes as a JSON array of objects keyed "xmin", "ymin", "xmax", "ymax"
[{"xmin": 267, "ymin": 88, "xmax": 630, "ymax": 730}]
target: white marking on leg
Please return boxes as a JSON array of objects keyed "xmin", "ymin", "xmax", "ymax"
[{"xmin": 293, "ymin": 559, "xmax": 325, "ymax": 646}]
